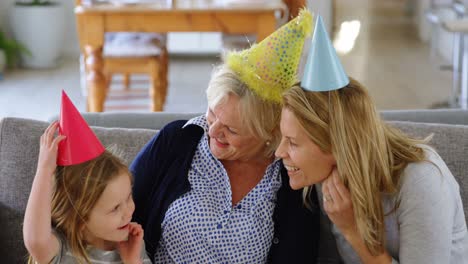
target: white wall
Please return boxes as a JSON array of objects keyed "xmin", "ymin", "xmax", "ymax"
[
  {"xmin": 0, "ymin": 0, "xmax": 13, "ymax": 32},
  {"xmin": 0, "ymin": 0, "xmax": 80, "ymax": 58},
  {"xmin": 307, "ymin": 0, "xmax": 332, "ymax": 34},
  {"xmin": 61, "ymin": 0, "xmax": 80, "ymax": 57}
]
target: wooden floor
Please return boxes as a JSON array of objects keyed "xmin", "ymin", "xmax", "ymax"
[{"xmin": 0, "ymin": 0, "xmax": 454, "ymax": 121}]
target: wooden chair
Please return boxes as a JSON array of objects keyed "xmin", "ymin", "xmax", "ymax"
[
  {"xmin": 282, "ymin": 0, "xmax": 306, "ymax": 19},
  {"xmin": 103, "ymin": 32, "xmax": 169, "ymax": 111}
]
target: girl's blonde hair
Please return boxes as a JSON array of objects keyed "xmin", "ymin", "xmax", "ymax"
[
  {"xmin": 282, "ymin": 78, "xmax": 429, "ymax": 255},
  {"xmin": 206, "ymin": 64, "xmax": 282, "ymax": 158},
  {"xmin": 28, "ymin": 150, "xmax": 130, "ymax": 264}
]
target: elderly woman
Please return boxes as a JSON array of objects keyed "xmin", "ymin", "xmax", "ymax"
[
  {"xmin": 275, "ymin": 16, "xmax": 468, "ymax": 264},
  {"xmin": 130, "ymin": 10, "xmax": 319, "ymax": 263}
]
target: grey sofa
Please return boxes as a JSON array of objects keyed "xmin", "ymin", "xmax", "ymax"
[{"xmin": 1, "ymin": 110, "xmax": 468, "ymax": 263}]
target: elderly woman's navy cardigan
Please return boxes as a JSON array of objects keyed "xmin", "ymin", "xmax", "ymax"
[{"xmin": 130, "ymin": 120, "xmax": 320, "ymax": 263}]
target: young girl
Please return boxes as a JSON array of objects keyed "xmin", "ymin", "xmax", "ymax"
[{"xmin": 23, "ymin": 92, "xmax": 150, "ymax": 264}]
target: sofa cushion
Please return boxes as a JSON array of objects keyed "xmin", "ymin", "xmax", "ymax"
[
  {"xmin": 389, "ymin": 121, "xmax": 468, "ymax": 218},
  {"xmin": 0, "ymin": 117, "xmax": 157, "ymax": 263}
]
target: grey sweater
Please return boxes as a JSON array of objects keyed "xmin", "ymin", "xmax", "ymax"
[{"xmin": 317, "ymin": 146, "xmax": 468, "ymax": 264}]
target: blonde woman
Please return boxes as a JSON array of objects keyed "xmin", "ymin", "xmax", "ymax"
[
  {"xmin": 276, "ymin": 79, "xmax": 468, "ymax": 263},
  {"xmin": 130, "ymin": 10, "xmax": 317, "ymax": 263},
  {"xmin": 274, "ymin": 15, "xmax": 468, "ymax": 263},
  {"xmin": 131, "ymin": 64, "xmax": 320, "ymax": 264}
]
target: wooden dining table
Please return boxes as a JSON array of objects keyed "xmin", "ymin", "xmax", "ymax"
[{"xmin": 75, "ymin": 0, "xmax": 287, "ymax": 112}]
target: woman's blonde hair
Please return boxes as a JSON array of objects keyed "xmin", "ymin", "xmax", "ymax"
[
  {"xmin": 206, "ymin": 64, "xmax": 282, "ymax": 158},
  {"xmin": 282, "ymin": 78, "xmax": 429, "ymax": 255},
  {"xmin": 28, "ymin": 150, "xmax": 130, "ymax": 264}
]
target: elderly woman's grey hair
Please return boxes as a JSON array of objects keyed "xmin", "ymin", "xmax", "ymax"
[{"xmin": 206, "ymin": 64, "xmax": 282, "ymax": 158}]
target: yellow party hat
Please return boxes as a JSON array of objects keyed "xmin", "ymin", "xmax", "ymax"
[{"xmin": 226, "ymin": 9, "xmax": 313, "ymax": 103}]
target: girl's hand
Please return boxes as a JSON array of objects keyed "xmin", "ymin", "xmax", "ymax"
[
  {"xmin": 322, "ymin": 168, "xmax": 358, "ymax": 237},
  {"xmin": 37, "ymin": 122, "xmax": 65, "ymax": 177},
  {"xmin": 118, "ymin": 222, "xmax": 144, "ymax": 264}
]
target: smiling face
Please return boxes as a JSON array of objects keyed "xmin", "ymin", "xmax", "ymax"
[
  {"xmin": 206, "ymin": 94, "xmax": 266, "ymax": 162},
  {"xmin": 84, "ymin": 172, "xmax": 135, "ymax": 249},
  {"xmin": 275, "ymin": 108, "xmax": 336, "ymax": 190}
]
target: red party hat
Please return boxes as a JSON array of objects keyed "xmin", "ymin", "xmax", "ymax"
[{"xmin": 57, "ymin": 90, "xmax": 105, "ymax": 166}]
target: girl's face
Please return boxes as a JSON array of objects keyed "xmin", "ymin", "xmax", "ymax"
[
  {"xmin": 84, "ymin": 172, "xmax": 135, "ymax": 249},
  {"xmin": 275, "ymin": 108, "xmax": 336, "ymax": 190},
  {"xmin": 206, "ymin": 94, "xmax": 266, "ymax": 162}
]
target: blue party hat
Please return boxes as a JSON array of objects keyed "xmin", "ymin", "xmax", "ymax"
[{"xmin": 301, "ymin": 15, "xmax": 349, "ymax": 92}]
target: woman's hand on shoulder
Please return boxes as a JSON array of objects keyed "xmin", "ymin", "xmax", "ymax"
[
  {"xmin": 36, "ymin": 121, "xmax": 66, "ymax": 177},
  {"xmin": 322, "ymin": 168, "xmax": 357, "ymax": 237},
  {"xmin": 118, "ymin": 222, "xmax": 145, "ymax": 264}
]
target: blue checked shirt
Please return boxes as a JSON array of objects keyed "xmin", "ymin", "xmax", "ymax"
[{"xmin": 154, "ymin": 116, "xmax": 282, "ymax": 263}]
